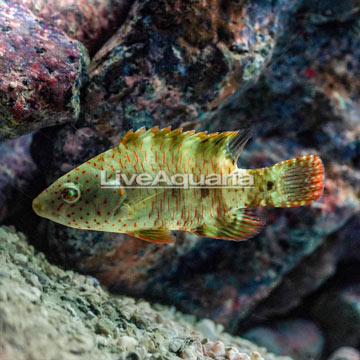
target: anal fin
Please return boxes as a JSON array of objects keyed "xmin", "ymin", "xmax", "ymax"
[
  {"xmin": 194, "ymin": 208, "xmax": 264, "ymax": 241},
  {"xmin": 127, "ymin": 229, "xmax": 175, "ymax": 244}
]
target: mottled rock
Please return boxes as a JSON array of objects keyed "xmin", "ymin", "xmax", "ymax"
[
  {"xmin": 243, "ymin": 214, "xmax": 360, "ymax": 324},
  {"xmin": 85, "ymin": 0, "xmax": 285, "ymax": 132},
  {"xmin": 243, "ymin": 319, "xmax": 324, "ymax": 360},
  {"xmin": 328, "ymin": 347, "xmax": 360, "ymax": 360},
  {"xmin": 21, "ymin": 0, "xmax": 134, "ymax": 55},
  {"xmin": 0, "ymin": 225, "xmax": 291, "ymax": 360},
  {"xmin": 0, "ymin": 135, "xmax": 40, "ymax": 223},
  {"xmin": 0, "ymin": 0, "xmax": 88, "ymax": 139},
  {"xmin": 311, "ymin": 284, "xmax": 360, "ymax": 352}
]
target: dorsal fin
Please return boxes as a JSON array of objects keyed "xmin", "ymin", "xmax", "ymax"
[
  {"xmin": 227, "ymin": 127, "xmax": 252, "ymax": 162},
  {"xmin": 115, "ymin": 127, "xmax": 243, "ymax": 174}
]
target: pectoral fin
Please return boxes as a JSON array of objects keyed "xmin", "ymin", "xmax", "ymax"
[
  {"xmin": 194, "ymin": 208, "xmax": 264, "ymax": 241},
  {"xmin": 127, "ymin": 229, "xmax": 175, "ymax": 244}
]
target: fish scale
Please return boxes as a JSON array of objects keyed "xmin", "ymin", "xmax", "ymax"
[{"xmin": 33, "ymin": 127, "xmax": 324, "ymax": 243}]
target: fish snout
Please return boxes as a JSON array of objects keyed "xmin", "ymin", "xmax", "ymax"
[{"xmin": 32, "ymin": 197, "xmax": 43, "ymax": 216}]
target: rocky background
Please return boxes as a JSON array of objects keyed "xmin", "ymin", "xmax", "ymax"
[{"xmin": 0, "ymin": 0, "xmax": 360, "ymax": 359}]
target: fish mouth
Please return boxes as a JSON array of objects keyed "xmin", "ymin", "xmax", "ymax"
[{"xmin": 32, "ymin": 197, "xmax": 43, "ymax": 216}]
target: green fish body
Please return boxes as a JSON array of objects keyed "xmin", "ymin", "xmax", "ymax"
[{"xmin": 33, "ymin": 127, "xmax": 324, "ymax": 243}]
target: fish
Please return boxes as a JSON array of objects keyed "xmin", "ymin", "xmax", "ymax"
[{"xmin": 32, "ymin": 127, "xmax": 324, "ymax": 243}]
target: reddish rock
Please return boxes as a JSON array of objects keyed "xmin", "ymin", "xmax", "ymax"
[
  {"xmin": 21, "ymin": 0, "xmax": 134, "ymax": 55},
  {"xmin": 0, "ymin": 0, "xmax": 88, "ymax": 140}
]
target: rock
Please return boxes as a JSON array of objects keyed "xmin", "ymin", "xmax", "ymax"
[
  {"xmin": 243, "ymin": 319, "xmax": 324, "ymax": 360},
  {"xmin": 84, "ymin": 0, "xmax": 286, "ymax": 132},
  {"xmin": 0, "ymin": 135, "xmax": 40, "ymax": 223},
  {"xmin": 21, "ymin": 0, "xmax": 134, "ymax": 55},
  {"xmin": 328, "ymin": 348, "xmax": 360, "ymax": 360},
  {"xmin": 306, "ymin": 0, "xmax": 360, "ymax": 24},
  {"xmin": 0, "ymin": 225, "xmax": 292, "ymax": 360},
  {"xmin": 311, "ymin": 284, "xmax": 360, "ymax": 352},
  {"xmin": 0, "ymin": 0, "xmax": 88, "ymax": 140},
  {"xmin": 242, "ymin": 214, "xmax": 360, "ymax": 324}
]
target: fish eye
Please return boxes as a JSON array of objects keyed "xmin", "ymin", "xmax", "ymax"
[{"xmin": 61, "ymin": 184, "xmax": 81, "ymax": 204}]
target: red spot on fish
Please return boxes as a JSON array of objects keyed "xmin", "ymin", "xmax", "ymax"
[
  {"xmin": 80, "ymin": 217, "xmax": 83, "ymax": 220},
  {"xmin": 57, "ymin": 203, "xmax": 65, "ymax": 211},
  {"xmin": 75, "ymin": 176, "xmax": 79, "ymax": 180},
  {"xmin": 104, "ymin": 200, "xmax": 107, "ymax": 204},
  {"xmin": 97, "ymin": 211, "xmax": 101, "ymax": 216},
  {"xmin": 87, "ymin": 189, "xmax": 90, "ymax": 192},
  {"xmin": 134, "ymin": 151, "xmax": 139, "ymax": 163},
  {"xmin": 82, "ymin": 170, "xmax": 86, "ymax": 174}
]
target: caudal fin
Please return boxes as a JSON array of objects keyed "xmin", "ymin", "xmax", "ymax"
[{"xmin": 271, "ymin": 155, "xmax": 324, "ymax": 207}]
